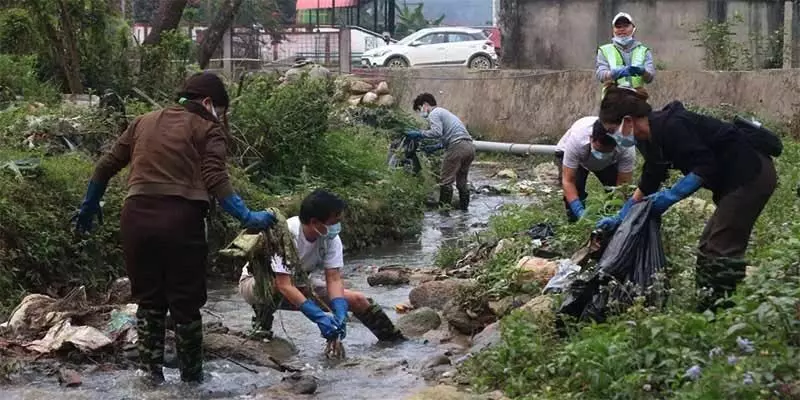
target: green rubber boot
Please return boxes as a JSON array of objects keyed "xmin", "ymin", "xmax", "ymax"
[
  {"xmin": 695, "ymin": 253, "xmax": 746, "ymax": 313},
  {"xmin": 135, "ymin": 308, "xmax": 166, "ymax": 384},
  {"xmin": 251, "ymin": 303, "xmax": 275, "ymax": 340},
  {"xmin": 353, "ymin": 298, "xmax": 406, "ymax": 342},
  {"xmin": 175, "ymin": 319, "xmax": 204, "ymax": 383}
]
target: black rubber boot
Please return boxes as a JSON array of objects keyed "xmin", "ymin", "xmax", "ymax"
[
  {"xmin": 353, "ymin": 298, "xmax": 406, "ymax": 342},
  {"xmin": 175, "ymin": 319, "xmax": 204, "ymax": 383},
  {"xmin": 135, "ymin": 308, "xmax": 166, "ymax": 384},
  {"xmin": 439, "ymin": 186, "xmax": 453, "ymax": 209},
  {"xmin": 695, "ymin": 253, "xmax": 746, "ymax": 313},
  {"xmin": 457, "ymin": 189, "xmax": 470, "ymax": 211},
  {"xmin": 251, "ymin": 304, "xmax": 275, "ymax": 340}
]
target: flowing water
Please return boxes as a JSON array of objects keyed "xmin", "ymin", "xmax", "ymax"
[{"xmin": 0, "ymin": 164, "xmax": 536, "ymax": 400}]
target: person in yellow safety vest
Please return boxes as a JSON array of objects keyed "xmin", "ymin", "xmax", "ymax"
[{"xmin": 596, "ymin": 12, "xmax": 655, "ymax": 92}]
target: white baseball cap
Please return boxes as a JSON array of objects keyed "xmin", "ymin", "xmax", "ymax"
[{"xmin": 612, "ymin": 12, "xmax": 635, "ymax": 26}]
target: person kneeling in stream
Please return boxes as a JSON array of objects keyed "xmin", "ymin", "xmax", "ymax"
[{"xmin": 238, "ymin": 189, "xmax": 406, "ymax": 343}]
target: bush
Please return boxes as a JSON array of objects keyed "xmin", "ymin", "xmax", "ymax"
[{"xmin": 0, "ymin": 55, "xmax": 60, "ymax": 104}]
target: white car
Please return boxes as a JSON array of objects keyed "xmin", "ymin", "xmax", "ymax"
[{"xmin": 361, "ymin": 27, "xmax": 498, "ymax": 69}]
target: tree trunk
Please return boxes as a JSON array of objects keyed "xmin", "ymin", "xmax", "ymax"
[
  {"xmin": 57, "ymin": 0, "xmax": 84, "ymax": 94},
  {"xmin": 197, "ymin": 0, "xmax": 244, "ymax": 69},
  {"xmin": 143, "ymin": 0, "xmax": 188, "ymax": 45}
]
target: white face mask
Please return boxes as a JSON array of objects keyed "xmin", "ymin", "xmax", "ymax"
[{"xmin": 209, "ymin": 102, "xmax": 218, "ymax": 119}]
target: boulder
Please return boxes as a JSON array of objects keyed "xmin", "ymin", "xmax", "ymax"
[
  {"xmin": 490, "ymin": 238, "xmax": 513, "ymax": 258},
  {"xmin": 203, "ymin": 333, "xmax": 296, "ymax": 369},
  {"xmin": 347, "ymin": 95, "xmax": 363, "ymax": 106},
  {"xmin": 487, "ymin": 294, "xmax": 532, "ymax": 317},
  {"xmin": 409, "ymin": 279, "xmax": 475, "ymax": 310},
  {"xmin": 377, "ymin": 94, "xmax": 395, "ymax": 106},
  {"xmin": 516, "ymin": 256, "xmax": 557, "ymax": 286},
  {"xmin": 396, "ymin": 307, "xmax": 441, "ymax": 337},
  {"xmin": 105, "ymin": 277, "xmax": 131, "ymax": 304},
  {"xmin": 443, "ymin": 300, "xmax": 495, "ymax": 335},
  {"xmin": 533, "ymin": 162, "xmax": 560, "ymax": 186},
  {"xmin": 375, "ymin": 81, "xmax": 391, "ymax": 95},
  {"xmin": 367, "ymin": 269, "xmax": 410, "ymax": 286},
  {"xmin": 254, "ymin": 372, "xmax": 317, "ymax": 399},
  {"xmin": 362, "ymin": 92, "xmax": 379, "ymax": 104},
  {"xmin": 520, "ymin": 295, "xmax": 556, "ymax": 319},
  {"xmin": 58, "ymin": 368, "xmax": 82, "ymax": 387},
  {"xmin": 495, "ymin": 169, "xmax": 517, "ymax": 180},
  {"xmin": 349, "ymin": 80, "xmax": 374, "ymax": 94},
  {"xmin": 468, "ymin": 321, "xmax": 501, "ymax": 354}
]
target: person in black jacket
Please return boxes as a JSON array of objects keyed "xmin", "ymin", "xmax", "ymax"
[{"xmin": 595, "ymin": 85, "xmax": 777, "ymax": 311}]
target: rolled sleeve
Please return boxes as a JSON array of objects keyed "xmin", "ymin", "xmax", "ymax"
[{"xmin": 201, "ymin": 126, "xmax": 234, "ymax": 200}]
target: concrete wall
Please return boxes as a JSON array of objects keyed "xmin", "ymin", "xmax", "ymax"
[
  {"xmin": 369, "ymin": 68, "xmax": 800, "ymax": 142},
  {"xmin": 499, "ymin": 0, "xmax": 786, "ymax": 70}
]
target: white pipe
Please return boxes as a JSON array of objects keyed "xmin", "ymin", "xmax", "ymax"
[{"xmin": 474, "ymin": 140, "xmax": 558, "ymax": 155}]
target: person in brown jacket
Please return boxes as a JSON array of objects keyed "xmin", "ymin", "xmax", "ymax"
[{"xmin": 73, "ymin": 72, "xmax": 275, "ymax": 384}]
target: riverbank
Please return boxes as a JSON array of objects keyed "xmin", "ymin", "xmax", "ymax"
[{"xmin": 445, "ymin": 108, "xmax": 800, "ymax": 398}]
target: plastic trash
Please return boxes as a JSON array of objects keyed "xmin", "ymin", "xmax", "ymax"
[
  {"xmin": 25, "ymin": 319, "xmax": 113, "ymax": 354},
  {"xmin": 557, "ymin": 199, "xmax": 666, "ymax": 323},
  {"xmin": 527, "ymin": 223, "xmax": 555, "ymax": 240},
  {"xmin": 543, "ymin": 260, "xmax": 582, "ymax": 294}
]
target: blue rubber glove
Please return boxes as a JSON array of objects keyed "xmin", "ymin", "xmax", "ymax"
[
  {"xmin": 647, "ymin": 172, "xmax": 703, "ymax": 215},
  {"xmin": 422, "ymin": 143, "xmax": 443, "ymax": 155},
  {"xmin": 300, "ymin": 299, "xmax": 341, "ymax": 340},
  {"xmin": 628, "ymin": 65, "xmax": 645, "ymax": 76},
  {"xmin": 219, "ymin": 193, "xmax": 276, "ymax": 230},
  {"xmin": 330, "ymin": 297, "xmax": 349, "ymax": 339},
  {"xmin": 611, "ymin": 66, "xmax": 632, "ymax": 80},
  {"xmin": 406, "ymin": 129, "xmax": 423, "ymax": 140},
  {"xmin": 595, "ymin": 197, "xmax": 636, "ymax": 231},
  {"xmin": 73, "ymin": 180, "xmax": 107, "ymax": 234},
  {"xmin": 568, "ymin": 199, "xmax": 585, "ymax": 219}
]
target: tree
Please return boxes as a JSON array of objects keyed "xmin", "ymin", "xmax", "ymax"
[
  {"xmin": 395, "ymin": 3, "xmax": 444, "ymax": 39},
  {"xmin": 143, "ymin": 0, "xmax": 188, "ymax": 45},
  {"xmin": 196, "ymin": 0, "xmax": 244, "ymax": 69}
]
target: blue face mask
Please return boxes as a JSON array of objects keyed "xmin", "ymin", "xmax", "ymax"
[
  {"xmin": 323, "ymin": 222, "xmax": 341, "ymax": 240},
  {"xmin": 613, "ymin": 35, "xmax": 634, "ymax": 47},
  {"xmin": 591, "ymin": 148, "xmax": 612, "ymax": 160},
  {"xmin": 608, "ymin": 119, "xmax": 636, "ymax": 148}
]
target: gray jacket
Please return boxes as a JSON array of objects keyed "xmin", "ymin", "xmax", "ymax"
[
  {"xmin": 595, "ymin": 40, "xmax": 656, "ymax": 83},
  {"xmin": 421, "ymin": 107, "xmax": 472, "ymax": 149}
]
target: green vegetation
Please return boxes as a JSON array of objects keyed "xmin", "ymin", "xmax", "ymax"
[{"xmin": 448, "ymin": 108, "xmax": 800, "ymax": 398}]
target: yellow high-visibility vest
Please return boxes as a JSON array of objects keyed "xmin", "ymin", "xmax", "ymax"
[{"xmin": 600, "ymin": 43, "xmax": 649, "ymax": 95}]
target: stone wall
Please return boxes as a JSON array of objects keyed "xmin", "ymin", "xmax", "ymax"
[
  {"xmin": 499, "ymin": 0, "xmax": 788, "ymax": 70},
  {"xmin": 363, "ymin": 68, "xmax": 800, "ymax": 143}
]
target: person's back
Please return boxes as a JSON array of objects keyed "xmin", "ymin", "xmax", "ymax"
[{"xmin": 427, "ymin": 107, "xmax": 472, "ymax": 148}]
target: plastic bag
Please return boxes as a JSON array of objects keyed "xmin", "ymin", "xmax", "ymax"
[
  {"xmin": 557, "ymin": 200, "xmax": 666, "ymax": 323},
  {"xmin": 543, "ymin": 260, "xmax": 582, "ymax": 294}
]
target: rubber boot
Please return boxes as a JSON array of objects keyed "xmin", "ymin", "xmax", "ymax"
[
  {"xmin": 457, "ymin": 188, "xmax": 470, "ymax": 211},
  {"xmin": 695, "ymin": 253, "xmax": 746, "ymax": 313},
  {"xmin": 135, "ymin": 308, "xmax": 166, "ymax": 384},
  {"xmin": 175, "ymin": 319, "xmax": 204, "ymax": 383},
  {"xmin": 439, "ymin": 185, "xmax": 453, "ymax": 209},
  {"xmin": 353, "ymin": 298, "xmax": 406, "ymax": 342},
  {"xmin": 251, "ymin": 303, "xmax": 275, "ymax": 340}
]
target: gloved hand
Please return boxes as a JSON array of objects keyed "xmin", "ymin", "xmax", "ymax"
[
  {"xmin": 611, "ymin": 66, "xmax": 632, "ymax": 80},
  {"xmin": 422, "ymin": 143, "xmax": 443, "ymax": 155},
  {"xmin": 219, "ymin": 193, "xmax": 276, "ymax": 230},
  {"xmin": 405, "ymin": 129, "xmax": 423, "ymax": 140},
  {"xmin": 300, "ymin": 299, "xmax": 341, "ymax": 340},
  {"xmin": 628, "ymin": 65, "xmax": 645, "ymax": 76},
  {"xmin": 330, "ymin": 297, "xmax": 349, "ymax": 339},
  {"xmin": 647, "ymin": 172, "xmax": 703, "ymax": 215},
  {"xmin": 595, "ymin": 197, "xmax": 636, "ymax": 231},
  {"xmin": 73, "ymin": 180, "xmax": 107, "ymax": 234},
  {"xmin": 567, "ymin": 199, "xmax": 585, "ymax": 219}
]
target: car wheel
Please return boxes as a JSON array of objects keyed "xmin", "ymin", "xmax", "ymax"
[
  {"xmin": 469, "ymin": 55, "xmax": 493, "ymax": 69},
  {"xmin": 385, "ymin": 57, "xmax": 409, "ymax": 68}
]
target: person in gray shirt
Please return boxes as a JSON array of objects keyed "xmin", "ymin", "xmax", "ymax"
[
  {"xmin": 554, "ymin": 116, "xmax": 636, "ymax": 221},
  {"xmin": 406, "ymin": 93, "xmax": 475, "ymax": 211},
  {"xmin": 596, "ymin": 12, "xmax": 655, "ymax": 93}
]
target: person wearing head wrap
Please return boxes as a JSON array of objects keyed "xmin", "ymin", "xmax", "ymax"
[
  {"xmin": 595, "ymin": 12, "xmax": 656, "ymax": 94},
  {"xmin": 73, "ymin": 72, "xmax": 276, "ymax": 384}
]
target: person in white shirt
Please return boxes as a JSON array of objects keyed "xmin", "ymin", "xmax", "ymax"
[
  {"xmin": 554, "ymin": 116, "xmax": 636, "ymax": 221},
  {"xmin": 238, "ymin": 189, "xmax": 404, "ymax": 342}
]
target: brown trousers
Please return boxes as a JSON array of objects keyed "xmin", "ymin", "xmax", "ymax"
[
  {"xmin": 699, "ymin": 153, "xmax": 777, "ymax": 259},
  {"xmin": 441, "ymin": 140, "xmax": 476, "ymax": 191},
  {"xmin": 121, "ymin": 195, "xmax": 209, "ymax": 324}
]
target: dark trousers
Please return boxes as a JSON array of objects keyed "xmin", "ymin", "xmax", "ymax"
[
  {"xmin": 699, "ymin": 153, "xmax": 777, "ymax": 259},
  {"xmin": 121, "ymin": 195, "xmax": 209, "ymax": 324},
  {"xmin": 554, "ymin": 152, "xmax": 618, "ymax": 221}
]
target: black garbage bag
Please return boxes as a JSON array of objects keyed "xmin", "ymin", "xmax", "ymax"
[
  {"xmin": 557, "ymin": 199, "xmax": 667, "ymax": 324},
  {"xmin": 527, "ymin": 223, "xmax": 555, "ymax": 240}
]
